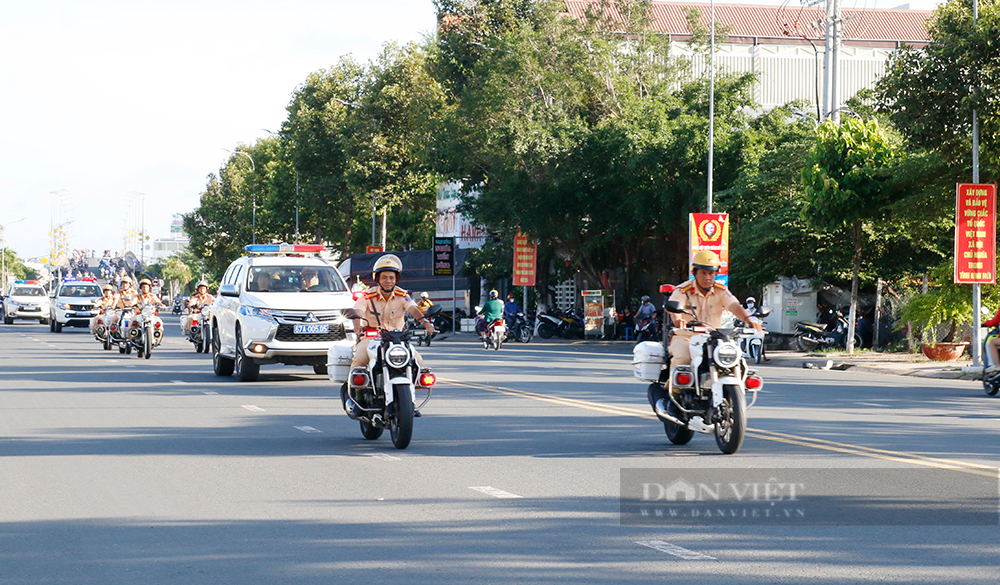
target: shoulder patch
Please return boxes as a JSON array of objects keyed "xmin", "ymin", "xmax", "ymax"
[
  {"xmin": 679, "ymin": 283, "xmax": 695, "ymax": 293},
  {"xmin": 713, "ymin": 282, "xmax": 728, "ymax": 290},
  {"xmin": 394, "ymin": 287, "xmax": 408, "ymax": 297},
  {"xmin": 363, "ymin": 290, "xmax": 378, "ymax": 299}
]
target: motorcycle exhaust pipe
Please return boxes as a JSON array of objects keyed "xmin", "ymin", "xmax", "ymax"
[
  {"xmin": 653, "ymin": 399, "xmax": 686, "ymax": 427},
  {"xmin": 190, "ymin": 325, "xmax": 200, "ymax": 334}
]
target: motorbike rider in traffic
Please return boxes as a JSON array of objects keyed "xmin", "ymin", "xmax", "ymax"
[
  {"xmin": 667, "ymin": 251, "xmax": 762, "ymax": 375},
  {"xmin": 91, "ymin": 284, "xmax": 118, "ymax": 336},
  {"xmin": 478, "ymin": 290, "xmax": 504, "ymax": 340},
  {"xmin": 349, "ymin": 255, "xmax": 435, "ymax": 412},
  {"xmin": 504, "ymin": 294, "xmax": 521, "ymax": 327},
  {"xmin": 113, "ymin": 277, "xmax": 139, "ymax": 331},
  {"xmin": 416, "ymin": 291, "xmax": 434, "ymax": 315},
  {"xmin": 183, "ymin": 281, "xmax": 215, "ymax": 337}
]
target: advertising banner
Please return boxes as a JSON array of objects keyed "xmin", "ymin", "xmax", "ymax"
[
  {"xmin": 512, "ymin": 231, "xmax": 537, "ymax": 286},
  {"xmin": 433, "ymin": 237, "xmax": 455, "ymax": 277},
  {"xmin": 436, "ymin": 181, "xmax": 487, "ymax": 249},
  {"xmin": 954, "ymin": 183, "xmax": 997, "ymax": 284},
  {"xmin": 689, "ymin": 213, "xmax": 730, "ymax": 286}
]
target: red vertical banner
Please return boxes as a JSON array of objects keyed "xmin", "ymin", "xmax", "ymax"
[
  {"xmin": 954, "ymin": 183, "xmax": 997, "ymax": 284},
  {"xmin": 512, "ymin": 231, "xmax": 537, "ymax": 286},
  {"xmin": 689, "ymin": 213, "xmax": 730, "ymax": 286}
]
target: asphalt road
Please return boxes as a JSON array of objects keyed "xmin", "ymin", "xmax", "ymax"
[{"xmin": 1, "ymin": 316, "xmax": 998, "ymax": 584}]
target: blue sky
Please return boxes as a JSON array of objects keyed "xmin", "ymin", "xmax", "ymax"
[{"xmin": 0, "ymin": 0, "xmax": 940, "ymax": 260}]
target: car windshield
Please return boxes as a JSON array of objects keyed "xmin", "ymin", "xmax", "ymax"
[
  {"xmin": 246, "ymin": 266, "xmax": 347, "ymax": 293},
  {"xmin": 12, "ymin": 287, "xmax": 43, "ymax": 297},
  {"xmin": 61, "ymin": 285, "xmax": 102, "ymax": 298}
]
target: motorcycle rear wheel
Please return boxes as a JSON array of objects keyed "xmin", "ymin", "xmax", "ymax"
[
  {"xmin": 390, "ymin": 384, "xmax": 414, "ymax": 449},
  {"xmin": 517, "ymin": 325, "xmax": 533, "ymax": 343},
  {"xmin": 715, "ymin": 385, "xmax": 747, "ymax": 455},
  {"xmin": 537, "ymin": 322, "xmax": 555, "ymax": 339},
  {"xmin": 984, "ymin": 376, "xmax": 1000, "ymax": 396},
  {"xmin": 664, "ymin": 402, "xmax": 694, "ymax": 445},
  {"xmin": 795, "ymin": 334, "xmax": 819, "ymax": 352}
]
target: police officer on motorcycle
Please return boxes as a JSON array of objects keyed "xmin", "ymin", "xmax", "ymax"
[{"xmin": 667, "ymin": 251, "xmax": 761, "ymax": 368}]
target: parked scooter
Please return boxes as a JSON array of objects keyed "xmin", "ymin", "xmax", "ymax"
[
  {"xmin": 794, "ymin": 308, "xmax": 861, "ymax": 351},
  {"xmin": 536, "ymin": 307, "xmax": 585, "ymax": 339}
]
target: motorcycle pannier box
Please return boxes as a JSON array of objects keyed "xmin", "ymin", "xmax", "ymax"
[
  {"xmin": 632, "ymin": 341, "xmax": 666, "ymax": 382},
  {"xmin": 326, "ymin": 341, "xmax": 355, "ymax": 384}
]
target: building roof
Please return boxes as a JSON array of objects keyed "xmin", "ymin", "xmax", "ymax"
[{"xmin": 564, "ymin": 1, "xmax": 933, "ymax": 47}]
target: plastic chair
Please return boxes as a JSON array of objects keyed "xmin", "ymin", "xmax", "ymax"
[{"xmin": 623, "ymin": 327, "xmax": 633, "ymax": 340}]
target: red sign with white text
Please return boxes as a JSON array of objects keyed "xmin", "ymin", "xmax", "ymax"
[
  {"xmin": 954, "ymin": 183, "xmax": 997, "ymax": 284},
  {"xmin": 513, "ymin": 231, "xmax": 537, "ymax": 287}
]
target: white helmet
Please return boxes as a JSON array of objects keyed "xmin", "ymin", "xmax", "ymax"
[
  {"xmin": 420, "ymin": 292, "xmax": 429, "ymax": 299},
  {"xmin": 746, "ymin": 296, "xmax": 756, "ymax": 306}
]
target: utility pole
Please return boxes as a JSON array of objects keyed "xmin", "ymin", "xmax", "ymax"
[
  {"xmin": 821, "ymin": 0, "xmax": 843, "ymax": 121},
  {"xmin": 971, "ymin": 0, "xmax": 982, "ymax": 366}
]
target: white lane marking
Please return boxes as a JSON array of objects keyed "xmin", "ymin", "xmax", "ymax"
[
  {"xmin": 856, "ymin": 402, "xmax": 891, "ymax": 408},
  {"xmin": 241, "ymin": 405, "xmax": 265, "ymax": 412},
  {"xmin": 636, "ymin": 541, "xmax": 717, "ymax": 560},
  {"xmin": 370, "ymin": 453, "xmax": 400, "ymax": 461},
  {"xmin": 171, "ymin": 380, "xmax": 188, "ymax": 385},
  {"xmin": 203, "ymin": 391, "xmax": 219, "ymax": 395},
  {"xmin": 469, "ymin": 486, "xmax": 523, "ymax": 499},
  {"xmin": 294, "ymin": 426, "xmax": 322, "ymax": 434}
]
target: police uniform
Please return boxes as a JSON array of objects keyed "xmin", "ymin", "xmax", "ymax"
[
  {"xmin": 667, "ymin": 278, "xmax": 743, "ymax": 364},
  {"xmin": 92, "ymin": 292, "xmax": 118, "ymax": 334},
  {"xmin": 351, "ymin": 286, "xmax": 424, "ymax": 369},
  {"xmin": 183, "ymin": 292, "xmax": 215, "ymax": 334}
]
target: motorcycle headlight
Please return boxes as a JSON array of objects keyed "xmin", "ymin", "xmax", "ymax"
[
  {"xmin": 386, "ymin": 345, "xmax": 410, "ymax": 368},
  {"xmin": 714, "ymin": 341, "xmax": 740, "ymax": 368}
]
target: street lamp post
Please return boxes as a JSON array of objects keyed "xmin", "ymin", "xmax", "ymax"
[
  {"xmin": 333, "ymin": 98, "xmax": 380, "ymax": 247},
  {"xmin": 223, "ymin": 149, "xmax": 257, "ymax": 244},
  {"xmin": 1, "ymin": 217, "xmax": 27, "ymax": 291}
]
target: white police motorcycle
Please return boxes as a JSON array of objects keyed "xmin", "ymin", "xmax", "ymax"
[
  {"xmin": 330, "ymin": 306, "xmax": 440, "ymax": 449},
  {"xmin": 634, "ymin": 300, "xmax": 768, "ymax": 454}
]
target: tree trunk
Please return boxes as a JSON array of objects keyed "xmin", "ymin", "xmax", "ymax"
[{"xmin": 846, "ymin": 220, "xmax": 862, "ymax": 354}]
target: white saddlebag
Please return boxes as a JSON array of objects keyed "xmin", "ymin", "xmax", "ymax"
[
  {"xmin": 632, "ymin": 341, "xmax": 666, "ymax": 382},
  {"xmin": 326, "ymin": 340, "xmax": 355, "ymax": 383}
]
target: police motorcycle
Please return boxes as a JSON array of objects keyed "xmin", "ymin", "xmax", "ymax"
[
  {"xmin": 119, "ymin": 303, "xmax": 164, "ymax": 359},
  {"xmin": 331, "ymin": 305, "xmax": 440, "ymax": 449},
  {"xmin": 735, "ymin": 300, "xmax": 768, "ymax": 364},
  {"xmin": 186, "ymin": 304, "xmax": 212, "ymax": 353},
  {"xmin": 634, "ymin": 299, "xmax": 767, "ymax": 455},
  {"xmin": 92, "ymin": 306, "xmax": 115, "ymax": 351}
]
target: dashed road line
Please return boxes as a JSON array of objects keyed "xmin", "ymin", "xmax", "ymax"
[
  {"xmin": 469, "ymin": 486, "xmax": 523, "ymax": 499},
  {"xmin": 636, "ymin": 540, "xmax": 716, "ymax": 560},
  {"xmin": 241, "ymin": 405, "xmax": 265, "ymax": 412},
  {"xmin": 294, "ymin": 426, "xmax": 322, "ymax": 434},
  {"xmin": 370, "ymin": 453, "xmax": 401, "ymax": 461}
]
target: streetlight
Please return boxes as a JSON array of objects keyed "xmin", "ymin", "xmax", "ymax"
[
  {"xmin": 333, "ymin": 98, "xmax": 380, "ymax": 247},
  {"xmin": 223, "ymin": 148, "xmax": 257, "ymax": 244},
  {"xmin": 1, "ymin": 217, "xmax": 27, "ymax": 291}
]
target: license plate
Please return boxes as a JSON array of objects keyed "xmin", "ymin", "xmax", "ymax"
[
  {"xmin": 75, "ymin": 312, "xmax": 92, "ymax": 317},
  {"xmin": 293, "ymin": 323, "xmax": 329, "ymax": 334}
]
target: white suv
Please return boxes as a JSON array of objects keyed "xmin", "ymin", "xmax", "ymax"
[
  {"xmin": 50, "ymin": 278, "xmax": 103, "ymax": 332},
  {"xmin": 3, "ymin": 281, "xmax": 51, "ymax": 325},
  {"xmin": 211, "ymin": 245, "xmax": 355, "ymax": 382}
]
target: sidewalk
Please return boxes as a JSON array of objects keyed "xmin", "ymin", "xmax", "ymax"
[{"xmin": 762, "ymin": 350, "xmax": 978, "ymax": 380}]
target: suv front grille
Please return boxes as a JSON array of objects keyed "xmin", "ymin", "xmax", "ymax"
[
  {"xmin": 275, "ymin": 322, "xmax": 347, "ymax": 342},
  {"xmin": 69, "ymin": 304, "xmax": 92, "ymax": 311}
]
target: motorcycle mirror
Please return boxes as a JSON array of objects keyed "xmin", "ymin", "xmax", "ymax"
[
  {"xmin": 663, "ymin": 300, "xmax": 686, "ymax": 314},
  {"xmin": 757, "ymin": 307, "xmax": 771, "ymax": 318},
  {"xmin": 342, "ymin": 308, "xmax": 362, "ymax": 320},
  {"xmin": 474, "ymin": 305, "xmax": 482, "ymax": 313},
  {"xmin": 424, "ymin": 304, "xmax": 443, "ymax": 317}
]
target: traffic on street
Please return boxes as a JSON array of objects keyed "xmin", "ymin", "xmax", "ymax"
[{"xmin": 0, "ymin": 315, "xmax": 997, "ymax": 584}]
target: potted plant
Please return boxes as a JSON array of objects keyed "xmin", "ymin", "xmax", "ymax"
[{"xmin": 896, "ymin": 261, "xmax": 993, "ymax": 361}]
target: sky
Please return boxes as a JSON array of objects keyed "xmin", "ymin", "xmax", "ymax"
[{"xmin": 0, "ymin": 0, "xmax": 942, "ymax": 262}]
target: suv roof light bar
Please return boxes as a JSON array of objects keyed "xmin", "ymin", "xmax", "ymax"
[{"xmin": 244, "ymin": 243, "xmax": 327, "ymax": 255}]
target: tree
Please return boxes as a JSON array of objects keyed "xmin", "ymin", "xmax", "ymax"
[
  {"xmin": 801, "ymin": 118, "xmax": 900, "ymax": 352},
  {"xmin": 875, "ymin": 0, "xmax": 1000, "ymax": 180}
]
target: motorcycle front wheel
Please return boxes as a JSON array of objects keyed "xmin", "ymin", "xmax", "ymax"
[
  {"xmin": 715, "ymin": 385, "xmax": 747, "ymax": 455},
  {"xmin": 795, "ymin": 334, "xmax": 819, "ymax": 352},
  {"xmin": 390, "ymin": 384, "xmax": 414, "ymax": 449},
  {"xmin": 517, "ymin": 325, "xmax": 533, "ymax": 343},
  {"xmin": 537, "ymin": 322, "xmax": 556, "ymax": 339},
  {"xmin": 750, "ymin": 343, "xmax": 762, "ymax": 364},
  {"xmin": 144, "ymin": 332, "xmax": 152, "ymax": 359}
]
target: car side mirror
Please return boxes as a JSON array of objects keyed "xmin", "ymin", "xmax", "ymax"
[{"xmin": 218, "ymin": 284, "xmax": 238, "ymax": 298}]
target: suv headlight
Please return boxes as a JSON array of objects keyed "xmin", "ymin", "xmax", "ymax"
[
  {"xmin": 7, "ymin": 300, "xmax": 19, "ymax": 307},
  {"xmin": 239, "ymin": 306, "xmax": 276, "ymax": 321},
  {"xmin": 714, "ymin": 342, "xmax": 740, "ymax": 368},
  {"xmin": 57, "ymin": 302, "xmax": 70, "ymax": 310},
  {"xmin": 386, "ymin": 345, "xmax": 410, "ymax": 368}
]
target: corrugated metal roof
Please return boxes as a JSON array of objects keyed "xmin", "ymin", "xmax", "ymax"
[{"xmin": 564, "ymin": 1, "xmax": 932, "ymax": 43}]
